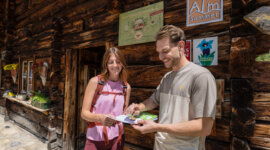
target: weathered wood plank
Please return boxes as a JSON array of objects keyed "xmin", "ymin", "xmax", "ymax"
[
  {"xmin": 249, "ymin": 137, "xmax": 270, "ymax": 150},
  {"xmin": 253, "ymin": 62, "xmax": 270, "ymax": 92},
  {"xmin": 8, "ymin": 111, "xmax": 49, "ymax": 139},
  {"xmin": 231, "ymin": 137, "xmax": 251, "ymax": 150},
  {"xmin": 63, "ymin": 49, "xmax": 77, "ymax": 150},
  {"xmin": 222, "ymin": 100, "xmax": 231, "ymax": 118},
  {"xmin": 230, "ymin": 36, "xmax": 256, "ymax": 78},
  {"xmin": 252, "ymin": 102, "xmax": 270, "ymax": 121},
  {"xmin": 230, "ymin": 107, "xmax": 256, "ymax": 137},
  {"xmin": 124, "ymin": 124, "xmax": 155, "ymax": 149},
  {"xmin": 119, "ymin": 42, "xmax": 161, "ymax": 65},
  {"xmin": 255, "ymin": 34, "xmax": 270, "ymax": 56},
  {"xmin": 130, "ymin": 88, "xmax": 155, "ymax": 104},
  {"xmin": 208, "ymin": 118, "xmax": 230, "ymax": 142},
  {"xmin": 254, "ymin": 92, "xmax": 270, "ymax": 102},
  {"xmin": 8, "ymin": 101, "xmax": 50, "ymax": 127},
  {"xmin": 205, "ymin": 139, "xmax": 230, "ymax": 150},
  {"xmin": 127, "ymin": 65, "xmax": 169, "ymax": 88},
  {"xmin": 124, "ymin": 142, "xmax": 151, "ymax": 150},
  {"xmin": 231, "ymin": 79, "xmax": 253, "ymax": 107}
]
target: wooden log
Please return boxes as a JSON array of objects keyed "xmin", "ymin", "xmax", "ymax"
[
  {"xmin": 255, "ymin": 34, "xmax": 270, "ymax": 56},
  {"xmin": 119, "ymin": 42, "xmax": 160, "ymax": 65},
  {"xmin": 254, "ymin": 92, "xmax": 270, "ymax": 102},
  {"xmin": 231, "ymin": 137, "xmax": 251, "ymax": 150},
  {"xmin": 252, "ymin": 101, "xmax": 270, "ymax": 121},
  {"xmin": 253, "ymin": 62, "xmax": 270, "ymax": 92},
  {"xmin": 86, "ymin": 13, "xmax": 119, "ymax": 30},
  {"xmin": 127, "ymin": 65, "xmax": 169, "ymax": 88},
  {"xmin": 231, "ymin": 79, "xmax": 253, "ymax": 107},
  {"xmin": 205, "ymin": 139, "xmax": 231, "ymax": 150},
  {"xmin": 253, "ymin": 123, "xmax": 270, "ymax": 138},
  {"xmin": 205, "ymin": 61, "xmax": 230, "ymax": 80},
  {"xmin": 62, "ymin": 24, "xmax": 118, "ymax": 45},
  {"xmin": 124, "ymin": 142, "xmax": 151, "ymax": 150},
  {"xmin": 230, "ymin": 107, "xmax": 256, "ymax": 137},
  {"xmin": 230, "ymin": 36, "xmax": 256, "ymax": 78},
  {"xmin": 222, "ymin": 100, "xmax": 231, "ymax": 118},
  {"xmin": 8, "ymin": 111, "xmax": 49, "ymax": 139},
  {"xmin": 216, "ymin": 79, "xmax": 224, "ymax": 119},
  {"xmin": 130, "ymin": 88, "xmax": 155, "ymax": 104},
  {"xmin": 63, "ymin": 49, "xmax": 77, "ymax": 150},
  {"xmin": 124, "ymin": 124, "xmax": 155, "ymax": 149},
  {"xmin": 249, "ymin": 137, "xmax": 270, "ymax": 149},
  {"xmin": 208, "ymin": 118, "xmax": 231, "ymax": 142},
  {"xmin": 8, "ymin": 101, "xmax": 50, "ymax": 127}
]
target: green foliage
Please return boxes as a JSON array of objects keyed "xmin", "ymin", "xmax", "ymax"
[
  {"xmin": 198, "ymin": 51, "xmax": 215, "ymax": 66},
  {"xmin": 31, "ymin": 91, "xmax": 50, "ymax": 103},
  {"xmin": 256, "ymin": 53, "xmax": 270, "ymax": 61}
]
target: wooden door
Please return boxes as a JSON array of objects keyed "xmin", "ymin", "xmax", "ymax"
[{"xmin": 76, "ymin": 47, "xmax": 105, "ymax": 150}]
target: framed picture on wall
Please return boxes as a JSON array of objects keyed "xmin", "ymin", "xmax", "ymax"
[{"xmin": 118, "ymin": 1, "xmax": 164, "ymax": 46}]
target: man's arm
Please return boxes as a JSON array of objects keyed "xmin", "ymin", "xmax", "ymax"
[
  {"xmin": 125, "ymin": 98, "xmax": 158, "ymax": 115},
  {"xmin": 133, "ymin": 117, "xmax": 214, "ymax": 137}
]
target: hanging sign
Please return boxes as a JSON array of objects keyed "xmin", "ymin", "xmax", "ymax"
[
  {"xmin": 244, "ymin": 6, "xmax": 270, "ymax": 35},
  {"xmin": 193, "ymin": 37, "xmax": 218, "ymax": 66},
  {"xmin": 118, "ymin": 1, "xmax": 164, "ymax": 46},
  {"xmin": 187, "ymin": 0, "xmax": 223, "ymax": 27}
]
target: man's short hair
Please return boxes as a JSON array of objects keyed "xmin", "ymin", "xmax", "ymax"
[{"xmin": 156, "ymin": 25, "xmax": 186, "ymax": 46}]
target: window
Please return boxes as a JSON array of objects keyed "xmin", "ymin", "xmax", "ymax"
[{"xmin": 22, "ymin": 60, "xmax": 33, "ymax": 93}]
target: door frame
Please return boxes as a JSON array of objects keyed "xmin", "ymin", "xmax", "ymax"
[{"xmin": 63, "ymin": 42, "xmax": 113, "ymax": 150}]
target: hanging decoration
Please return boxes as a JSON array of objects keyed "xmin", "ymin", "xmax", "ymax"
[
  {"xmin": 39, "ymin": 62, "xmax": 48, "ymax": 86},
  {"xmin": 3, "ymin": 64, "xmax": 18, "ymax": 83}
]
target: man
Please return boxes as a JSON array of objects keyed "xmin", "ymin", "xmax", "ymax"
[{"xmin": 125, "ymin": 25, "xmax": 217, "ymax": 150}]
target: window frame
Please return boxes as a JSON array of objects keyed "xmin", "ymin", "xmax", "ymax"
[{"xmin": 21, "ymin": 60, "xmax": 33, "ymax": 94}]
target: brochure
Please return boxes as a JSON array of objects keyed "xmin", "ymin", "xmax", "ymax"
[{"xmin": 114, "ymin": 112, "xmax": 158, "ymax": 124}]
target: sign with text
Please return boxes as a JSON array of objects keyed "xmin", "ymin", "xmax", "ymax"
[
  {"xmin": 185, "ymin": 40, "xmax": 191, "ymax": 61},
  {"xmin": 118, "ymin": 1, "xmax": 164, "ymax": 46},
  {"xmin": 187, "ymin": 0, "xmax": 223, "ymax": 26}
]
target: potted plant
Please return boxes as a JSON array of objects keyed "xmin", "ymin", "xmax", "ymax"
[{"xmin": 30, "ymin": 91, "xmax": 50, "ymax": 109}]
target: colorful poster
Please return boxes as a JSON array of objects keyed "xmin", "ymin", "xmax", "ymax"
[
  {"xmin": 118, "ymin": 1, "xmax": 164, "ymax": 46},
  {"xmin": 185, "ymin": 40, "xmax": 191, "ymax": 61},
  {"xmin": 193, "ymin": 37, "xmax": 218, "ymax": 66},
  {"xmin": 187, "ymin": 0, "xmax": 223, "ymax": 27}
]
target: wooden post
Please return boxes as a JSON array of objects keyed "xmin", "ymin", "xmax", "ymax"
[
  {"xmin": 63, "ymin": 49, "xmax": 77, "ymax": 150},
  {"xmin": 230, "ymin": 79, "xmax": 255, "ymax": 149}
]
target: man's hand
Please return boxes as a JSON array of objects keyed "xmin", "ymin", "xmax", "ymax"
[
  {"xmin": 125, "ymin": 103, "xmax": 141, "ymax": 115},
  {"xmin": 132, "ymin": 120, "xmax": 158, "ymax": 134}
]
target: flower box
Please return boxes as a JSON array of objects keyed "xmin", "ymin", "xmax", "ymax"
[{"xmin": 31, "ymin": 100, "xmax": 50, "ymax": 109}]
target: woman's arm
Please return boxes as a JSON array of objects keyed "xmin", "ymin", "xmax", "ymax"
[
  {"xmin": 123, "ymin": 83, "xmax": 131, "ymax": 112},
  {"xmin": 81, "ymin": 77, "xmax": 115, "ymax": 126}
]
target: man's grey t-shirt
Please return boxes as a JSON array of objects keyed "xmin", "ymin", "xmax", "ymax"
[{"xmin": 150, "ymin": 62, "xmax": 217, "ymax": 150}]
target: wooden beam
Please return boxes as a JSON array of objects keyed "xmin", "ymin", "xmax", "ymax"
[
  {"xmin": 230, "ymin": 36, "xmax": 256, "ymax": 78},
  {"xmin": 127, "ymin": 65, "xmax": 170, "ymax": 88},
  {"xmin": 63, "ymin": 49, "xmax": 77, "ymax": 150}
]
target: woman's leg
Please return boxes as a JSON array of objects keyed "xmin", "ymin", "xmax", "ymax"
[
  {"xmin": 111, "ymin": 135, "xmax": 125, "ymax": 150},
  {"xmin": 84, "ymin": 139, "xmax": 107, "ymax": 150}
]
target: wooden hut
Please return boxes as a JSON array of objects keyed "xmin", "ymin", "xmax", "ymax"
[{"xmin": 0, "ymin": 0, "xmax": 269, "ymax": 150}]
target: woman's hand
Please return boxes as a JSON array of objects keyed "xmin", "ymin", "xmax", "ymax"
[{"xmin": 100, "ymin": 114, "xmax": 116, "ymax": 126}]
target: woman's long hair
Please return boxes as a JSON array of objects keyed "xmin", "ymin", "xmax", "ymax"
[{"xmin": 100, "ymin": 47, "xmax": 128, "ymax": 82}]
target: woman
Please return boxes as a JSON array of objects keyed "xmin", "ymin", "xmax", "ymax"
[{"xmin": 81, "ymin": 47, "xmax": 131, "ymax": 150}]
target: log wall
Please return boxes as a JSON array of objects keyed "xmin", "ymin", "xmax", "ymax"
[
  {"xmin": 230, "ymin": 1, "xmax": 270, "ymax": 150},
  {"xmin": 0, "ymin": 0, "xmax": 269, "ymax": 150}
]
